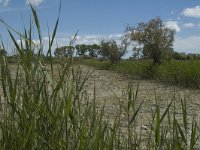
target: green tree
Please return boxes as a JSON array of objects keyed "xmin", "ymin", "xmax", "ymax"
[
  {"xmin": 100, "ymin": 40, "xmax": 125, "ymax": 64},
  {"xmin": 132, "ymin": 47, "xmax": 142, "ymax": 59},
  {"xmin": 54, "ymin": 45, "xmax": 74, "ymax": 57},
  {"xmin": 161, "ymin": 48, "xmax": 174, "ymax": 61},
  {"xmin": 172, "ymin": 52, "xmax": 187, "ymax": 60},
  {"xmin": 99, "ymin": 30, "xmax": 129, "ymax": 64},
  {"xmin": 75, "ymin": 44, "xmax": 88, "ymax": 56},
  {"xmin": 88, "ymin": 44, "xmax": 101, "ymax": 57},
  {"xmin": 127, "ymin": 17, "xmax": 175, "ymax": 64}
]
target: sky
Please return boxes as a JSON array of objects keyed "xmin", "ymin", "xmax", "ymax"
[{"xmin": 0, "ymin": 0, "xmax": 200, "ymax": 56}]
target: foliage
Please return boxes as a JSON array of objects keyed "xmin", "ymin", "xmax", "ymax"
[
  {"xmin": 54, "ymin": 45, "xmax": 74, "ymax": 57},
  {"xmin": 172, "ymin": 52, "xmax": 200, "ymax": 61},
  {"xmin": 161, "ymin": 48, "xmax": 174, "ymax": 61},
  {"xmin": 75, "ymin": 44, "xmax": 88, "ymax": 56},
  {"xmin": 127, "ymin": 17, "xmax": 175, "ymax": 64},
  {"xmin": 100, "ymin": 40, "xmax": 125, "ymax": 64},
  {"xmin": 75, "ymin": 44, "xmax": 101, "ymax": 57},
  {"xmin": 88, "ymin": 44, "xmax": 101, "ymax": 57}
]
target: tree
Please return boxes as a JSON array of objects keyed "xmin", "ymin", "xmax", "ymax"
[
  {"xmin": 127, "ymin": 17, "xmax": 175, "ymax": 64},
  {"xmin": 172, "ymin": 52, "xmax": 187, "ymax": 60},
  {"xmin": 75, "ymin": 44, "xmax": 88, "ymax": 56},
  {"xmin": 100, "ymin": 40, "xmax": 125, "ymax": 64},
  {"xmin": 99, "ymin": 30, "xmax": 129, "ymax": 64},
  {"xmin": 54, "ymin": 45, "xmax": 74, "ymax": 57},
  {"xmin": 161, "ymin": 48, "xmax": 174, "ymax": 61},
  {"xmin": 132, "ymin": 47, "xmax": 142, "ymax": 59},
  {"xmin": 88, "ymin": 44, "xmax": 101, "ymax": 57},
  {"xmin": 66, "ymin": 45, "xmax": 75, "ymax": 57}
]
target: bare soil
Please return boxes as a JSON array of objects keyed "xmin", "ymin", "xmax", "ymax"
[{"xmin": 81, "ymin": 65, "xmax": 200, "ymax": 134}]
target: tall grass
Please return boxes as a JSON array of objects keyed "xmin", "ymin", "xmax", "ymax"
[
  {"xmin": 79, "ymin": 59, "xmax": 152, "ymax": 78},
  {"xmin": 0, "ymin": 5, "xmax": 200, "ymax": 150},
  {"xmin": 155, "ymin": 60, "xmax": 200, "ymax": 89}
]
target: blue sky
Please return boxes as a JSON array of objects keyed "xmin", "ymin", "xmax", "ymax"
[{"xmin": 0, "ymin": 0, "xmax": 200, "ymax": 56}]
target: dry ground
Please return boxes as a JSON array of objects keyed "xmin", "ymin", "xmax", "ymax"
[
  {"xmin": 1, "ymin": 64, "xmax": 200, "ymax": 145},
  {"xmin": 81, "ymin": 65, "xmax": 200, "ymax": 134}
]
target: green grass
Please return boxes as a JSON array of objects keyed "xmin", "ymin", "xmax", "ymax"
[
  {"xmin": 78, "ymin": 58, "xmax": 113, "ymax": 70},
  {"xmin": 0, "ymin": 4, "xmax": 200, "ymax": 150},
  {"xmin": 155, "ymin": 60, "xmax": 200, "ymax": 89}
]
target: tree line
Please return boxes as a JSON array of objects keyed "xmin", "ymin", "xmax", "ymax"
[
  {"xmin": 54, "ymin": 36, "xmax": 129, "ymax": 64},
  {"xmin": 54, "ymin": 17, "xmax": 200, "ymax": 64}
]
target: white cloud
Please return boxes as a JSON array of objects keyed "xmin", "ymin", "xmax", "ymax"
[
  {"xmin": 183, "ymin": 23, "xmax": 195, "ymax": 28},
  {"xmin": 165, "ymin": 21, "xmax": 181, "ymax": 32},
  {"xmin": 174, "ymin": 36, "xmax": 200, "ymax": 53},
  {"xmin": 17, "ymin": 39, "xmax": 40, "ymax": 47},
  {"xmin": 54, "ymin": 34, "xmax": 122, "ymax": 46},
  {"xmin": 183, "ymin": 6, "xmax": 200, "ymax": 18},
  {"xmin": 26, "ymin": 0, "xmax": 45, "ymax": 6},
  {"xmin": 108, "ymin": 34, "xmax": 122, "ymax": 39},
  {"xmin": 0, "ymin": 0, "xmax": 10, "ymax": 7}
]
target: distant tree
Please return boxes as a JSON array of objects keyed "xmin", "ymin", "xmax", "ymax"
[
  {"xmin": 100, "ymin": 39, "xmax": 127, "ymax": 64},
  {"xmin": 54, "ymin": 45, "xmax": 74, "ymax": 57},
  {"xmin": 66, "ymin": 45, "xmax": 75, "ymax": 57},
  {"xmin": 88, "ymin": 44, "xmax": 101, "ymax": 57},
  {"xmin": 75, "ymin": 44, "xmax": 88, "ymax": 56},
  {"xmin": 100, "ymin": 40, "xmax": 117, "ymax": 61},
  {"xmin": 54, "ymin": 46, "xmax": 67, "ymax": 57},
  {"xmin": 132, "ymin": 47, "xmax": 142, "ymax": 59},
  {"xmin": 127, "ymin": 17, "xmax": 175, "ymax": 64},
  {"xmin": 192, "ymin": 53, "xmax": 200, "ymax": 60},
  {"xmin": 172, "ymin": 52, "xmax": 187, "ymax": 60},
  {"xmin": 99, "ymin": 30, "xmax": 129, "ymax": 64},
  {"xmin": 186, "ymin": 53, "xmax": 200, "ymax": 60}
]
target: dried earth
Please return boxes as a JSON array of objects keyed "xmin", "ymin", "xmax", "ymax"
[{"xmin": 81, "ymin": 65, "xmax": 200, "ymax": 138}]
